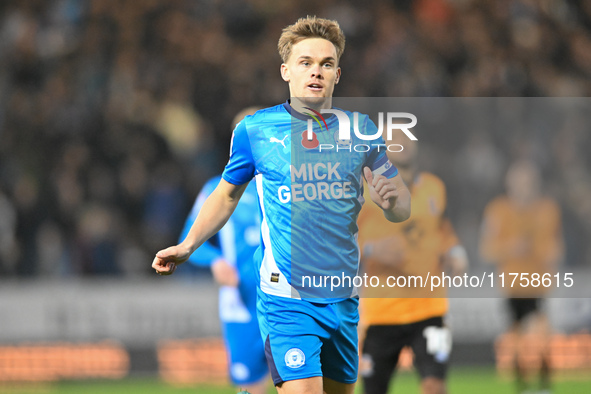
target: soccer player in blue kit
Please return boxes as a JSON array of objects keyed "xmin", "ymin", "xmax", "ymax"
[{"xmin": 152, "ymin": 16, "xmax": 411, "ymax": 394}]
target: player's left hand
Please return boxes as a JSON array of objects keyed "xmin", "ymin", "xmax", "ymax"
[{"xmin": 364, "ymin": 167, "xmax": 399, "ymax": 211}]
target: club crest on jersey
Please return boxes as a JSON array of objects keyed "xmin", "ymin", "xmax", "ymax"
[
  {"xmin": 334, "ymin": 130, "xmax": 352, "ymax": 148},
  {"xmin": 429, "ymin": 197, "xmax": 437, "ymax": 215},
  {"xmin": 284, "ymin": 348, "xmax": 305, "ymax": 369}
]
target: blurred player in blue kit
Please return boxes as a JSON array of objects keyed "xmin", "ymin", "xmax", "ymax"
[
  {"xmin": 181, "ymin": 173, "xmax": 269, "ymax": 394},
  {"xmin": 180, "ymin": 107, "xmax": 270, "ymax": 393},
  {"xmin": 153, "ymin": 16, "xmax": 411, "ymax": 394}
]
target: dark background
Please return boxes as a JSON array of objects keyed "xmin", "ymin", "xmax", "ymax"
[{"xmin": 1, "ymin": 0, "xmax": 590, "ymax": 281}]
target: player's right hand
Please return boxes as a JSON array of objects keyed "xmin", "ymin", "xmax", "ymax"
[
  {"xmin": 152, "ymin": 244, "xmax": 191, "ymax": 276},
  {"xmin": 364, "ymin": 167, "xmax": 399, "ymax": 211}
]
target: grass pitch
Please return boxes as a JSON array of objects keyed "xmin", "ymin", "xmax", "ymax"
[{"xmin": 1, "ymin": 366, "xmax": 590, "ymax": 393}]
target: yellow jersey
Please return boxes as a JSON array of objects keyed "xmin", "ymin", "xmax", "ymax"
[
  {"xmin": 480, "ymin": 195, "xmax": 562, "ymax": 297},
  {"xmin": 358, "ymin": 172, "xmax": 459, "ymax": 325}
]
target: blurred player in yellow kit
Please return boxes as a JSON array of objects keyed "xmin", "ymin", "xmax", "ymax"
[
  {"xmin": 357, "ymin": 131, "xmax": 468, "ymax": 394},
  {"xmin": 480, "ymin": 160, "xmax": 563, "ymax": 394}
]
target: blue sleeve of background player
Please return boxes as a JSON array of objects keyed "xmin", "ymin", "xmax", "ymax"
[
  {"xmin": 364, "ymin": 115, "xmax": 398, "ymax": 179},
  {"xmin": 222, "ymin": 119, "xmax": 256, "ymax": 185},
  {"xmin": 180, "ymin": 177, "xmax": 223, "ymax": 267}
]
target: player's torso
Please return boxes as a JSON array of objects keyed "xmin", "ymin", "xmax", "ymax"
[
  {"xmin": 359, "ymin": 172, "xmax": 449, "ymax": 325},
  {"xmin": 246, "ymin": 104, "xmax": 375, "ymax": 300},
  {"xmin": 362, "ymin": 172, "xmax": 448, "ymax": 275},
  {"xmin": 247, "ymin": 105, "xmax": 368, "ymax": 208},
  {"xmin": 399, "ymin": 173, "xmax": 448, "ymax": 269},
  {"xmin": 490, "ymin": 198, "xmax": 549, "ymax": 241},
  {"xmin": 487, "ymin": 196, "xmax": 559, "ymax": 273}
]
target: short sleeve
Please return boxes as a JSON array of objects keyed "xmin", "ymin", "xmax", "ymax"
[
  {"xmin": 222, "ymin": 120, "xmax": 256, "ymax": 185},
  {"xmin": 363, "ymin": 116, "xmax": 398, "ymax": 179}
]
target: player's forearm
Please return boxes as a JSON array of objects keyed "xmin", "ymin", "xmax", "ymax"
[
  {"xmin": 383, "ymin": 187, "xmax": 411, "ymax": 222},
  {"xmin": 180, "ymin": 183, "xmax": 246, "ymax": 256}
]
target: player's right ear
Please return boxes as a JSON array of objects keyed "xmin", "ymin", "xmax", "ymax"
[{"xmin": 280, "ymin": 63, "xmax": 290, "ymax": 82}]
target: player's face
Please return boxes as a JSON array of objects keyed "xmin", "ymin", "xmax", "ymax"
[
  {"xmin": 506, "ymin": 161, "xmax": 540, "ymax": 203},
  {"xmin": 281, "ymin": 38, "xmax": 341, "ymax": 106}
]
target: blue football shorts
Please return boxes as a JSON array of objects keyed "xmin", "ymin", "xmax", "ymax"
[
  {"xmin": 223, "ymin": 317, "xmax": 269, "ymax": 385},
  {"xmin": 257, "ymin": 288, "xmax": 359, "ymax": 385}
]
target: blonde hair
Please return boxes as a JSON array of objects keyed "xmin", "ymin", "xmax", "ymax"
[{"xmin": 278, "ymin": 16, "xmax": 345, "ymax": 63}]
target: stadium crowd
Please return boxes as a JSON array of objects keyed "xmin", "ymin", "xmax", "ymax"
[{"xmin": 1, "ymin": 0, "xmax": 591, "ymax": 277}]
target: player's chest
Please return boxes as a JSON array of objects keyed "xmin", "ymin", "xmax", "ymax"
[
  {"xmin": 500, "ymin": 208, "xmax": 540, "ymax": 236},
  {"xmin": 251, "ymin": 125, "xmax": 367, "ymax": 181}
]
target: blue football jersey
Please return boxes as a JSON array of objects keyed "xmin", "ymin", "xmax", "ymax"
[
  {"xmin": 181, "ymin": 176, "xmax": 260, "ymax": 320},
  {"xmin": 222, "ymin": 101, "xmax": 397, "ymax": 301}
]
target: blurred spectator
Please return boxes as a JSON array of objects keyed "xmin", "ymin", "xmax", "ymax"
[
  {"xmin": 74, "ymin": 203, "xmax": 121, "ymax": 275},
  {"xmin": 0, "ymin": 188, "xmax": 18, "ymax": 274},
  {"xmin": 154, "ymin": 72, "xmax": 210, "ymax": 162},
  {"xmin": 35, "ymin": 220, "xmax": 69, "ymax": 276}
]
